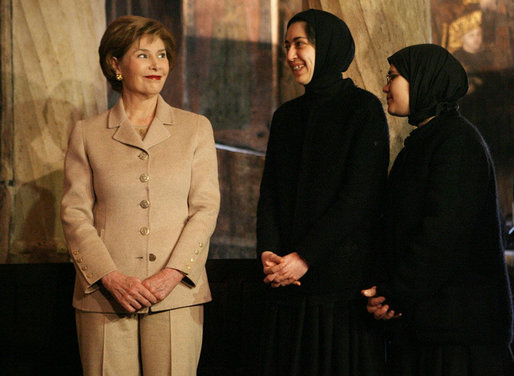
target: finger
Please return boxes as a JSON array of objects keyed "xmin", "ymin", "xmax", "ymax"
[
  {"xmin": 134, "ymin": 292, "xmax": 154, "ymax": 307},
  {"xmin": 127, "ymin": 297, "xmax": 142, "ymax": 311},
  {"xmin": 117, "ymin": 295, "xmax": 137, "ymax": 313},
  {"xmin": 279, "ymin": 277, "xmax": 296, "ymax": 287},
  {"xmin": 263, "ymin": 265, "xmax": 274, "ymax": 274},
  {"xmin": 369, "ymin": 296, "xmax": 386, "ymax": 306},
  {"xmin": 269, "ymin": 263, "xmax": 286, "ymax": 274},
  {"xmin": 367, "ymin": 303, "xmax": 381, "ymax": 314},
  {"xmin": 139, "ymin": 285, "xmax": 159, "ymax": 304},
  {"xmin": 267, "ymin": 253, "xmax": 283, "ymax": 264},
  {"xmin": 361, "ymin": 286, "xmax": 377, "ymax": 297},
  {"xmin": 122, "ymin": 302, "xmax": 136, "ymax": 313},
  {"xmin": 264, "ymin": 272, "xmax": 278, "ymax": 283},
  {"xmin": 374, "ymin": 305, "xmax": 390, "ymax": 320}
]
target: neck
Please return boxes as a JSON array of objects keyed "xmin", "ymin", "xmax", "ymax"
[{"xmin": 121, "ymin": 92, "xmax": 159, "ymax": 127}]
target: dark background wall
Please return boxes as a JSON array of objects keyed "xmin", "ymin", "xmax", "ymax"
[{"xmin": 0, "ymin": 260, "xmax": 267, "ymax": 376}]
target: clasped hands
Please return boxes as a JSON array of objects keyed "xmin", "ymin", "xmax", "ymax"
[
  {"xmin": 361, "ymin": 286, "xmax": 402, "ymax": 320},
  {"xmin": 101, "ymin": 268, "xmax": 184, "ymax": 313},
  {"xmin": 261, "ymin": 251, "xmax": 308, "ymax": 288}
]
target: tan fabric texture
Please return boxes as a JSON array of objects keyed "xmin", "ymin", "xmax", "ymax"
[
  {"xmin": 76, "ymin": 305, "xmax": 204, "ymax": 376},
  {"xmin": 61, "ymin": 95, "xmax": 220, "ymax": 313}
]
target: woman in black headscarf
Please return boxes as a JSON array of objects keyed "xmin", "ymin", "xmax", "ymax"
[
  {"xmin": 256, "ymin": 9, "xmax": 390, "ymax": 375},
  {"xmin": 363, "ymin": 44, "xmax": 514, "ymax": 375}
]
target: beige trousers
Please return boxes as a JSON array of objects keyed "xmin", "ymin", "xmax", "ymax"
[{"xmin": 75, "ymin": 305, "xmax": 204, "ymax": 376}]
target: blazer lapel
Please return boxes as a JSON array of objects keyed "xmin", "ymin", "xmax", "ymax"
[
  {"xmin": 143, "ymin": 96, "xmax": 174, "ymax": 149},
  {"xmin": 108, "ymin": 95, "xmax": 175, "ymax": 151},
  {"xmin": 109, "ymin": 99, "xmax": 145, "ymax": 150}
]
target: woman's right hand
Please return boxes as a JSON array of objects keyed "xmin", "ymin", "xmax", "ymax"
[
  {"xmin": 101, "ymin": 271, "xmax": 158, "ymax": 313},
  {"xmin": 261, "ymin": 251, "xmax": 304, "ymax": 287}
]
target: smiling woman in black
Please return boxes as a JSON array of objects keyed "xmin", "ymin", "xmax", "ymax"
[
  {"xmin": 365, "ymin": 43, "xmax": 514, "ymax": 376},
  {"xmin": 256, "ymin": 9, "xmax": 390, "ymax": 376}
]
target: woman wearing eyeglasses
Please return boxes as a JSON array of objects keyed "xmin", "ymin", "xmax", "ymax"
[{"xmin": 363, "ymin": 44, "xmax": 514, "ymax": 376}]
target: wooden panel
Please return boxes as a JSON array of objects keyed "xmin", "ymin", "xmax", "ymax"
[
  {"xmin": 183, "ymin": 0, "xmax": 275, "ymax": 152},
  {"xmin": 305, "ymin": 0, "xmax": 431, "ymax": 164},
  {"xmin": 210, "ymin": 147, "xmax": 265, "ymax": 259},
  {"xmin": 0, "ymin": 1, "xmax": 14, "ymax": 263},
  {"xmin": 7, "ymin": 0, "xmax": 107, "ymax": 262}
]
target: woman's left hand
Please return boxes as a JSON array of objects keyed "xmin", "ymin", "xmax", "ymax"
[
  {"xmin": 264, "ymin": 252, "xmax": 308, "ymax": 287},
  {"xmin": 142, "ymin": 268, "xmax": 184, "ymax": 302},
  {"xmin": 361, "ymin": 286, "xmax": 402, "ymax": 320}
]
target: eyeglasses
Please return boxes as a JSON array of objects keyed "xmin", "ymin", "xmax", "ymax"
[{"xmin": 386, "ymin": 73, "xmax": 399, "ymax": 85}]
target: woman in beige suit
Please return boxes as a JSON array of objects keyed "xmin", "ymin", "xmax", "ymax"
[{"xmin": 61, "ymin": 15, "xmax": 220, "ymax": 376}]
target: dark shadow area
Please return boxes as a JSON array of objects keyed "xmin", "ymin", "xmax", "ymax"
[{"xmin": 0, "ymin": 259, "xmax": 267, "ymax": 375}]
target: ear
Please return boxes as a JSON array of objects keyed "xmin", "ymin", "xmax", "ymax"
[{"xmin": 111, "ymin": 57, "xmax": 121, "ymax": 75}]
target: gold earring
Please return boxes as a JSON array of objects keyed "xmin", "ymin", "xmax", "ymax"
[{"xmin": 116, "ymin": 73, "xmax": 123, "ymax": 81}]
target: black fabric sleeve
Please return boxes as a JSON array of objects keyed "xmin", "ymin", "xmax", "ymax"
[{"xmin": 256, "ymin": 114, "xmax": 282, "ymax": 256}]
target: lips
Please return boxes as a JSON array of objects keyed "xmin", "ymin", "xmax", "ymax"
[{"xmin": 145, "ymin": 75, "xmax": 161, "ymax": 80}]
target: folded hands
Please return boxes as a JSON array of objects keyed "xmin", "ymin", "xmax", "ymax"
[{"xmin": 261, "ymin": 251, "xmax": 308, "ymax": 288}]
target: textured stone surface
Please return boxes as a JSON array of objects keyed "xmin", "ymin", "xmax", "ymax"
[
  {"xmin": 305, "ymin": 0, "xmax": 431, "ymax": 165},
  {"xmin": 2, "ymin": 0, "xmax": 107, "ymax": 263}
]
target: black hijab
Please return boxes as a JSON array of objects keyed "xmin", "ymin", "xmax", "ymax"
[
  {"xmin": 287, "ymin": 9, "xmax": 355, "ymax": 96},
  {"xmin": 388, "ymin": 44, "xmax": 469, "ymax": 125}
]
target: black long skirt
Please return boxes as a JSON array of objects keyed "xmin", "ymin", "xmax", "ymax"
[
  {"xmin": 387, "ymin": 323, "xmax": 514, "ymax": 376},
  {"xmin": 259, "ymin": 293, "xmax": 386, "ymax": 376}
]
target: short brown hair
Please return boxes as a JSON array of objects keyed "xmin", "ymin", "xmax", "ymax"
[{"xmin": 99, "ymin": 15, "xmax": 176, "ymax": 92}]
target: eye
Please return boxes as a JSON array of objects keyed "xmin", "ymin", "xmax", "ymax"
[
  {"xmin": 295, "ymin": 41, "xmax": 305, "ymax": 48},
  {"xmin": 386, "ymin": 73, "xmax": 398, "ymax": 84},
  {"xmin": 158, "ymin": 52, "xmax": 167, "ymax": 59},
  {"xmin": 137, "ymin": 53, "xmax": 147, "ymax": 58}
]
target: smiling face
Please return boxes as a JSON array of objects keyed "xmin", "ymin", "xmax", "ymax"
[
  {"xmin": 285, "ymin": 21, "xmax": 316, "ymax": 85},
  {"xmin": 112, "ymin": 34, "xmax": 169, "ymax": 98},
  {"xmin": 383, "ymin": 64, "xmax": 410, "ymax": 117}
]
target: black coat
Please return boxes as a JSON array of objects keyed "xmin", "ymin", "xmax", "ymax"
[
  {"xmin": 377, "ymin": 110, "xmax": 513, "ymax": 345},
  {"xmin": 257, "ymin": 79, "xmax": 390, "ymax": 297}
]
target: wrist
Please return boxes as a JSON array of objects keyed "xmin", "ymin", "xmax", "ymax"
[{"xmin": 165, "ymin": 267, "xmax": 184, "ymax": 281}]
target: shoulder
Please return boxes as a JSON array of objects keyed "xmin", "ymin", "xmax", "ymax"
[
  {"xmin": 428, "ymin": 112, "xmax": 492, "ymax": 167},
  {"xmin": 343, "ymin": 84, "xmax": 384, "ymax": 114},
  {"xmin": 169, "ymin": 106, "xmax": 212, "ymax": 131},
  {"xmin": 80, "ymin": 109, "xmax": 110, "ymax": 129},
  {"xmin": 436, "ymin": 112, "xmax": 488, "ymax": 149},
  {"xmin": 273, "ymin": 96, "xmax": 304, "ymax": 118}
]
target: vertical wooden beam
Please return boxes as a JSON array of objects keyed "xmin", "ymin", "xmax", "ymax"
[{"xmin": 0, "ymin": 0, "xmax": 14, "ymax": 263}]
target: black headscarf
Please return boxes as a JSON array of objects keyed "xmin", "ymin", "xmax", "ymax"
[
  {"xmin": 388, "ymin": 44, "xmax": 469, "ymax": 125},
  {"xmin": 287, "ymin": 9, "xmax": 355, "ymax": 96}
]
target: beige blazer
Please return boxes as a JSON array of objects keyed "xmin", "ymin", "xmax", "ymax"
[{"xmin": 61, "ymin": 95, "xmax": 220, "ymax": 313}]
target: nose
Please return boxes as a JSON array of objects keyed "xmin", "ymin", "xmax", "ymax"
[
  {"xmin": 149, "ymin": 55, "xmax": 158, "ymax": 69},
  {"xmin": 382, "ymin": 82, "xmax": 390, "ymax": 94},
  {"xmin": 286, "ymin": 46, "xmax": 296, "ymax": 62}
]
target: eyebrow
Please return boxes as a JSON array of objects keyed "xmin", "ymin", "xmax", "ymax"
[
  {"xmin": 284, "ymin": 36, "xmax": 308, "ymax": 44},
  {"xmin": 134, "ymin": 48, "xmax": 167, "ymax": 52}
]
